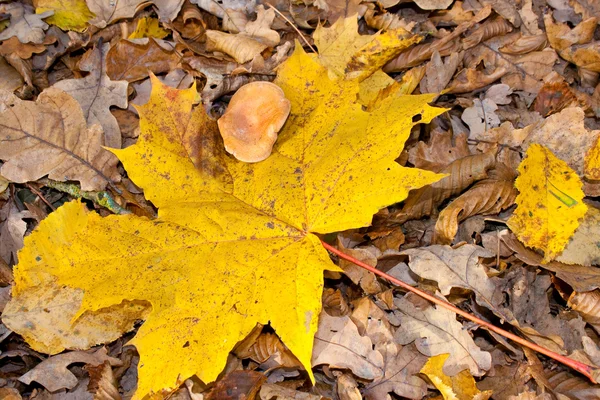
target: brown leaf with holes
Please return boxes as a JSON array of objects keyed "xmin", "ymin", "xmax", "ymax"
[
  {"xmin": 434, "ymin": 164, "xmax": 517, "ymax": 244},
  {"xmin": 0, "ymin": 87, "xmax": 119, "ymax": 191},
  {"xmin": 390, "ymin": 151, "xmax": 496, "ymax": 224},
  {"xmin": 53, "ymin": 43, "xmax": 128, "ymax": 148},
  {"xmin": 106, "ymin": 39, "xmax": 181, "ymax": 82}
]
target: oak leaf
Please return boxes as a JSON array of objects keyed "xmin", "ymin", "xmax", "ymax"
[
  {"xmin": 86, "ymin": 0, "xmax": 183, "ymax": 28},
  {"xmin": 53, "ymin": 43, "xmax": 128, "ymax": 148},
  {"xmin": 507, "ymin": 144, "xmax": 587, "ymax": 262},
  {"xmin": 0, "ymin": 87, "xmax": 120, "ymax": 191},
  {"xmin": 0, "ymin": 3, "xmax": 52, "ymax": 44},
  {"xmin": 4, "ymin": 31, "xmax": 444, "ymax": 399},
  {"xmin": 394, "ymin": 295, "xmax": 492, "ymax": 376}
]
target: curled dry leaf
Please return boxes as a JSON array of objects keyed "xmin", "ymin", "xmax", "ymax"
[
  {"xmin": 363, "ymin": 3, "xmax": 415, "ymax": 31},
  {"xmin": 0, "ymin": 87, "xmax": 120, "ymax": 191},
  {"xmin": 86, "ymin": 361, "xmax": 121, "ymax": 400},
  {"xmin": 0, "ymin": 3, "xmax": 52, "ymax": 44},
  {"xmin": 421, "ymin": 50, "xmax": 461, "ymax": 94},
  {"xmin": 546, "ymin": 370, "xmax": 600, "ymax": 399},
  {"xmin": 236, "ymin": 332, "xmax": 300, "ymax": 368},
  {"xmin": 462, "ymin": 16, "xmax": 513, "ymax": 50},
  {"xmin": 18, "ymin": 347, "xmax": 121, "ymax": 392},
  {"xmin": 106, "ymin": 39, "xmax": 181, "ymax": 82},
  {"xmin": 568, "ymin": 290, "xmax": 600, "ymax": 333},
  {"xmin": 499, "ymin": 34, "xmax": 548, "ymax": 55},
  {"xmin": 206, "ymin": 30, "xmax": 267, "ymax": 64},
  {"xmin": 434, "ymin": 165, "xmax": 517, "ymax": 244},
  {"xmin": 391, "ymin": 151, "xmax": 496, "ymax": 224},
  {"xmin": 394, "ymin": 294, "xmax": 492, "ymax": 377},
  {"xmin": 420, "ymin": 354, "xmax": 493, "ymax": 400},
  {"xmin": 217, "ymin": 81, "xmax": 290, "ymax": 162},
  {"xmin": 312, "ymin": 313, "xmax": 384, "ymax": 380},
  {"xmin": 322, "ymin": 288, "xmax": 349, "ymax": 317},
  {"xmin": 53, "ymin": 43, "xmax": 128, "ymax": 148},
  {"xmin": 507, "ymin": 144, "xmax": 587, "ymax": 262}
]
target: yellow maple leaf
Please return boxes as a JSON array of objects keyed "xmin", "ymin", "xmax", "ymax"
[
  {"xmin": 34, "ymin": 0, "xmax": 94, "ymax": 32},
  {"xmin": 508, "ymin": 144, "xmax": 587, "ymax": 262},
  {"xmin": 420, "ymin": 354, "xmax": 493, "ymax": 400},
  {"xmin": 4, "ymin": 30, "xmax": 444, "ymax": 400},
  {"xmin": 128, "ymin": 17, "xmax": 169, "ymax": 39}
]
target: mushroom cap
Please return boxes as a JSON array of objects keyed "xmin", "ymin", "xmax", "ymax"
[{"xmin": 217, "ymin": 81, "xmax": 291, "ymax": 163}]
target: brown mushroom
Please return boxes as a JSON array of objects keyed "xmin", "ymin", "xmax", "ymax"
[{"xmin": 217, "ymin": 81, "xmax": 291, "ymax": 163}]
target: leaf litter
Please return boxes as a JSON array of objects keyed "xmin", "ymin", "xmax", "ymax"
[{"xmin": 0, "ymin": 0, "xmax": 600, "ymax": 399}]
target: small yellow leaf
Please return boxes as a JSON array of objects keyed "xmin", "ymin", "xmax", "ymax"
[
  {"xmin": 128, "ymin": 17, "xmax": 169, "ymax": 39},
  {"xmin": 507, "ymin": 144, "xmax": 587, "ymax": 262},
  {"xmin": 34, "ymin": 0, "xmax": 94, "ymax": 32},
  {"xmin": 420, "ymin": 354, "xmax": 493, "ymax": 400}
]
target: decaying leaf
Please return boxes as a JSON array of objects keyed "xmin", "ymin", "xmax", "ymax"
[
  {"xmin": 34, "ymin": 0, "xmax": 94, "ymax": 32},
  {"xmin": 0, "ymin": 202, "xmax": 32, "ymax": 265},
  {"xmin": 19, "ymin": 347, "xmax": 121, "ymax": 392},
  {"xmin": 507, "ymin": 144, "xmax": 587, "ymax": 262},
  {"xmin": 420, "ymin": 354, "xmax": 493, "ymax": 400},
  {"xmin": 312, "ymin": 313, "xmax": 384, "ymax": 380},
  {"xmin": 86, "ymin": 0, "xmax": 183, "ymax": 28},
  {"xmin": 394, "ymin": 295, "xmax": 492, "ymax": 377},
  {"xmin": 0, "ymin": 3, "xmax": 52, "ymax": 44},
  {"xmin": 5, "ymin": 26, "xmax": 444, "ymax": 398},
  {"xmin": 363, "ymin": 343, "xmax": 427, "ymax": 400},
  {"xmin": 53, "ymin": 43, "xmax": 128, "ymax": 148},
  {"xmin": 106, "ymin": 39, "xmax": 181, "ymax": 82},
  {"xmin": 0, "ymin": 87, "xmax": 120, "ymax": 191}
]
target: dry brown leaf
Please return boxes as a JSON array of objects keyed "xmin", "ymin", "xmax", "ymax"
[
  {"xmin": 545, "ymin": 15, "xmax": 600, "ymax": 72},
  {"xmin": 312, "ymin": 312, "xmax": 384, "ymax": 380},
  {"xmin": 206, "ymin": 30, "xmax": 267, "ymax": 64},
  {"xmin": 0, "ymin": 388, "xmax": 22, "ymax": 400},
  {"xmin": 0, "ymin": 202, "xmax": 31, "ymax": 265},
  {"xmin": 556, "ymin": 206, "xmax": 600, "ymax": 266},
  {"xmin": 337, "ymin": 237, "xmax": 383, "ymax": 295},
  {"xmin": 390, "ymin": 151, "xmax": 496, "ymax": 224},
  {"xmin": 260, "ymin": 384, "xmax": 323, "ymax": 400},
  {"xmin": 500, "ymin": 266, "xmax": 587, "ymax": 354},
  {"xmin": 19, "ymin": 347, "xmax": 121, "ymax": 392},
  {"xmin": 242, "ymin": 5, "xmax": 280, "ymax": 46},
  {"xmin": 568, "ymin": 290, "xmax": 600, "ymax": 333},
  {"xmin": 86, "ymin": 0, "xmax": 183, "ymax": 28},
  {"xmin": 408, "ymin": 130, "xmax": 470, "ymax": 172},
  {"xmin": 205, "ymin": 370, "xmax": 265, "ymax": 400},
  {"xmin": 430, "ymin": 1, "xmax": 474, "ymax": 25},
  {"xmin": 394, "ymin": 294, "xmax": 492, "ymax": 376},
  {"xmin": 363, "ymin": 3, "xmax": 415, "ymax": 31},
  {"xmin": 500, "ymin": 48, "xmax": 559, "ymax": 94},
  {"xmin": 547, "ymin": 370, "xmax": 600, "ymax": 399},
  {"xmin": 235, "ymin": 332, "xmax": 300, "ymax": 368},
  {"xmin": 499, "ymin": 34, "xmax": 547, "ymax": 55},
  {"xmin": 322, "ymin": 288, "xmax": 349, "ymax": 317},
  {"xmin": 462, "ymin": 16, "xmax": 514, "ymax": 50},
  {"xmin": 0, "ymin": 3, "xmax": 52, "ymax": 44},
  {"xmin": 0, "ymin": 88, "xmax": 120, "ymax": 191},
  {"xmin": 500, "ymin": 230, "xmax": 600, "ymax": 292},
  {"xmin": 53, "ymin": 43, "xmax": 128, "ymax": 148},
  {"xmin": 420, "ymin": 50, "xmax": 461, "ymax": 94},
  {"xmin": 86, "ymin": 361, "xmax": 121, "ymax": 400},
  {"xmin": 532, "ymin": 81, "xmax": 579, "ymax": 117},
  {"xmin": 363, "ymin": 342, "xmax": 428, "ymax": 400},
  {"xmin": 0, "ymin": 57, "xmax": 23, "ymax": 93},
  {"xmin": 106, "ymin": 39, "xmax": 181, "ymax": 83},
  {"xmin": 0, "ymin": 37, "xmax": 48, "ymax": 59},
  {"xmin": 336, "ymin": 373, "xmax": 361, "ymax": 400},
  {"xmin": 477, "ymin": 362, "xmax": 535, "ymax": 400},
  {"xmin": 508, "ymin": 392, "xmax": 552, "ymax": 400},
  {"xmin": 434, "ymin": 165, "xmax": 517, "ymax": 244},
  {"xmin": 402, "ymin": 244, "xmax": 514, "ymax": 323},
  {"xmin": 350, "ymin": 297, "xmax": 394, "ymax": 345},
  {"xmin": 413, "ymin": 0, "xmax": 453, "ymax": 10}
]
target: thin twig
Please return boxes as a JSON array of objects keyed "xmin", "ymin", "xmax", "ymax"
[
  {"xmin": 320, "ymin": 240, "xmax": 600, "ymax": 384},
  {"xmin": 264, "ymin": 2, "xmax": 317, "ymax": 53},
  {"xmin": 26, "ymin": 184, "xmax": 56, "ymax": 211}
]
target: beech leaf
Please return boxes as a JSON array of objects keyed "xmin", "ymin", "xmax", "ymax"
[
  {"xmin": 507, "ymin": 144, "xmax": 587, "ymax": 262},
  {"xmin": 4, "ymin": 24, "xmax": 445, "ymax": 399}
]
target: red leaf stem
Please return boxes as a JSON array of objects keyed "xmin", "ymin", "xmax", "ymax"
[{"xmin": 320, "ymin": 239, "xmax": 600, "ymax": 383}]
